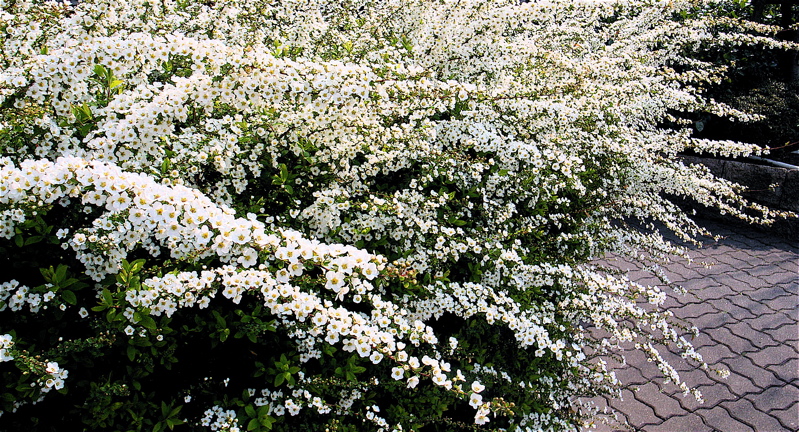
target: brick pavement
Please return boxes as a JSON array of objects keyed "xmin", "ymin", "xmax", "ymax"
[{"xmin": 583, "ymin": 219, "xmax": 799, "ymax": 432}]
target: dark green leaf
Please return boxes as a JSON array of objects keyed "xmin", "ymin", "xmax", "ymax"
[
  {"xmin": 140, "ymin": 315, "xmax": 157, "ymax": 330},
  {"xmin": 61, "ymin": 290, "xmax": 77, "ymax": 305}
]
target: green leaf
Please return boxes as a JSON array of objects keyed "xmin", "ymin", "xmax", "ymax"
[
  {"xmin": 127, "ymin": 345, "xmax": 136, "ymax": 361},
  {"xmin": 78, "ymin": 124, "xmax": 93, "ymax": 137},
  {"xmin": 213, "ymin": 311, "xmax": 226, "ymax": 328},
  {"xmin": 24, "ymin": 235, "xmax": 43, "ymax": 246},
  {"xmin": 247, "ymin": 419, "xmax": 261, "ymax": 431},
  {"xmin": 101, "ymin": 288, "xmax": 113, "ymax": 304},
  {"xmin": 140, "ymin": 315, "xmax": 157, "ymax": 330},
  {"xmin": 279, "ymin": 163, "xmax": 288, "ymax": 181},
  {"xmin": 61, "ymin": 290, "xmax": 77, "ymax": 305},
  {"xmin": 274, "ymin": 374, "xmax": 285, "ymax": 387},
  {"xmin": 247, "ymin": 419, "xmax": 259, "ymax": 431},
  {"xmin": 130, "ymin": 259, "xmax": 146, "ymax": 273},
  {"xmin": 400, "ymin": 35, "xmax": 413, "ymax": 52},
  {"xmin": 55, "ymin": 264, "xmax": 68, "ymax": 282},
  {"xmin": 40, "ymin": 267, "xmax": 54, "ymax": 281},
  {"xmin": 168, "ymin": 405, "xmax": 182, "ymax": 418},
  {"xmin": 261, "ymin": 415, "xmax": 275, "ymax": 429}
]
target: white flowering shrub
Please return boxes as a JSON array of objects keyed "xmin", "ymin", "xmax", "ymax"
[{"xmin": 0, "ymin": 0, "xmax": 795, "ymax": 430}]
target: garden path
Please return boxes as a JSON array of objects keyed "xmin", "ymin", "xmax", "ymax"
[{"xmin": 584, "ymin": 218, "xmax": 798, "ymax": 432}]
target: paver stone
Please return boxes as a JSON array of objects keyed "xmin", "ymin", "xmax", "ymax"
[
  {"xmin": 632, "ymin": 382, "xmax": 686, "ymax": 419},
  {"xmin": 725, "ymin": 321, "xmax": 781, "ymax": 350},
  {"xmin": 648, "ymin": 414, "xmax": 713, "ymax": 432},
  {"xmin": 769, "ymin": 400, "xmax": 799, "ymax": 431},
  {"xmin": 695, "ymin": 406, "xmax": 755, "ymax": 432},
  {"xmin": 767, "ymin": 358, "xmax": 799, "ymax": 385},
  {"xmin": 721, "ymin": 398, "xmax": 786, "ymax": 432},
  {"xmin": 749, "ymin": 383, "xmax": 799, "ymax": 412},
  {"xmin": 612, "ymin": 389, "xmax": 662, "ymax": 428},
  {"xmin": 747, "ymin": 345, "xmax": 799, "ymax": 369}
]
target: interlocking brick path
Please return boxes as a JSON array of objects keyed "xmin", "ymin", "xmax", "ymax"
[{"xmin": 583, "ymin": 219, "xmax": 799, "ymax": 432}]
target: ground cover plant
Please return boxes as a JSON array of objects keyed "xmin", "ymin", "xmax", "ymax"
[{"xmin": 0, "ymin": 0, "xmax": 795, "ymax": 431}]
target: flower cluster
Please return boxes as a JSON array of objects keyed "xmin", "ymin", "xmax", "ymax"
[
  {"xmin": 0, "ymin": 334, "xmax": 14, "ymax": 363},
  {"xmin": 200, "ymin": 406, "xmax": 240, "ymax": 431}
]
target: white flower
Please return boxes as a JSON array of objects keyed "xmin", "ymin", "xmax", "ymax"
[
  {"xmin": 469, "ymin": 392, "xmax": 483, "ymax": 408},
  {"xmin": 325, "ymin": 271, "xmax": 346, "ymax": 292},
  {"xmin": 237, "ymin": 247, "xmax": 258, "ymax": 268},
  {"xmin": 449, "ymin": 336, "xmax": 458, "ymax": 351},
  {"xmin": 0, "ymin": 334, "xmax": 14, "ymax": 363},
  {"xmin": 391, "ymin": 367, "xmax": 404, "ymax": 380},
  {"xmin": 474, "ymin": 406, "xmax": 490, "ymax": 425},
  {"xmin": 285, "ymin": 399, "xmax": 301, "ymax": 416}
]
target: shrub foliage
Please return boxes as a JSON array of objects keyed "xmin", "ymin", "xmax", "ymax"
[{"xmin": 0, "ymin": 0, "xmax": 794, "ymax": 431}]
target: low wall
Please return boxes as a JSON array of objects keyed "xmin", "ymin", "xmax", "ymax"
[{"xmin": 680, "ymin": 155, "xmax": 799, "ymax": 236}]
